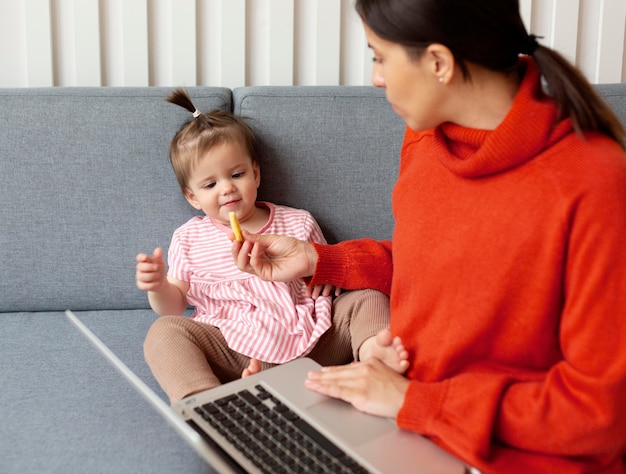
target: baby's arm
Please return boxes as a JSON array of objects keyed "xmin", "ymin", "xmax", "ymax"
[{"xmin": 136, "ymin": 247, "xmax": 189, "ymax": 316}]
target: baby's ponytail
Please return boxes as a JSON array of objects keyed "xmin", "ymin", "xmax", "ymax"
[{"xmin": 166, "ymin": 87, "xmax": 201, "ymax": 118}]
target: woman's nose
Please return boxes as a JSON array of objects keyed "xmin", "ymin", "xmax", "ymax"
[{"xmin": 371, "ymin": 68, "xmax": 385, "ymax": 88}]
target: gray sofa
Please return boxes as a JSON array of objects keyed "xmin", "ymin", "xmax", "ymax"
[{"xmin": 1, "ymin": 83, "xmax": 625, "ymax": 473}]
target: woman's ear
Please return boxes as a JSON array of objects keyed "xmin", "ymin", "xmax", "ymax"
[
  {"xmin": 184, "ymin": 189, "xmax": 203, "ymax": 210},
  {"xmin": 426, "ymin": 43, "xmax": 455, "ymax": 84}
]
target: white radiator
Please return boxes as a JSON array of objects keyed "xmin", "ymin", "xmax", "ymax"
[{"xmin": 0, "ymin": 0, "xmax": 624, "ymax": 87}]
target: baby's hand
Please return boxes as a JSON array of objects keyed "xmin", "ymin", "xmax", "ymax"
[
  {"xmin": 136, "ymin": 247, "xmax": 167, "ymax": 292},
  {"xmin": 307, "ymin": 284, "xmax": 341, "ymax": 299}
]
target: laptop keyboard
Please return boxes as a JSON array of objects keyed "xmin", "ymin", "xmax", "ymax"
[{"xmin": 193, "ymin": 384, "xmax": 370, "ymax": 473}]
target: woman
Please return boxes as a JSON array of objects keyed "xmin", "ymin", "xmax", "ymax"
[{"xmin": 232, "ymin": 0, "xmax": 626, "ymax": 472}]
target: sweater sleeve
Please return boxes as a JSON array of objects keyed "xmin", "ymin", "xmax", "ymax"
[
  {"xmin": 397, "ymin": 147, "xmax": 626, "ymax": 471},
  {"xmin": 309, "ymin": 239, "xmax": 393, "ymax": 295}
]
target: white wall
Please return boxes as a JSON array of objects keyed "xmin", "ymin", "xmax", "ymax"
[{"xmin": 1, "ymin": 0, "xmax": 625, "ymax": 88}]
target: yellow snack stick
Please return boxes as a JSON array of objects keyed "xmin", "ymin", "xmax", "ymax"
[{"xmin": 229, "ymin": 211, "xmax": 243, "ymax": 242}]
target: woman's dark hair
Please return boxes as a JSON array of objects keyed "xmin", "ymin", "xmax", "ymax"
[
  {"xmin": 166, "ymin": 88, "xmax": 258, "ymax": 194},
  {"xmin": 355, "ymin": 0, "xmax": 625, "ymax": 149}
]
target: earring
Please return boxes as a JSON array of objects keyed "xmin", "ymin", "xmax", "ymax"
[{"xmin": 438, "ymin": 76, "xmax": 444, "ymax": 83}]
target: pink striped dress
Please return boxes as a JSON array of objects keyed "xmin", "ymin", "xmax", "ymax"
[{"xmin": 167, "ymin": 202, "xmax": 332, "ymax": 363}]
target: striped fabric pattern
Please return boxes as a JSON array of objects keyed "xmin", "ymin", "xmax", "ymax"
[{"xmin": 168, "ymin": 202, "xmax": 332, "ymax": 363}]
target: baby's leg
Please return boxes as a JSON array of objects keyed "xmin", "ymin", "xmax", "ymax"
[
  {"xmin": 308, "ymin": 289, "xmax": 407, "ymax": 372},
  {"xmin": 144, "ymin": 316, "xmax": 251, "ymax": 402},
  {"xmin": 334, "ymin": 289, "xmax": 408, "ymax": 373}
]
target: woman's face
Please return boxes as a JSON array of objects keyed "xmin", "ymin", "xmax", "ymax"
[{"xmin": 363, "ymin": 23, "xmax": 446, "ymax": 131}]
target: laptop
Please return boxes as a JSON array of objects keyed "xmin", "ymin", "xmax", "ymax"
[{"xmin": 65, "ymin": 309, "xmax": 466, "ymax": 474}]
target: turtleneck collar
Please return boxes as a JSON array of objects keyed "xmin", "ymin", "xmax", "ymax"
[{"xmin": 432, "ymin": 58, "xmax": 571, "ymax": 178}]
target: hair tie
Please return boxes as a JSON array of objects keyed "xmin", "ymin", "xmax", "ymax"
[
  {"xmin": 521, "ymin": 34, "xmax": 542, "ymax": 56},
  {"xmin": 193, "ymin": 109, "xmax": 201, "ymax": 118}
]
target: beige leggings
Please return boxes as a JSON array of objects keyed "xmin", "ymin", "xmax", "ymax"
[{"xmin": 144, "ymin": 289, "xmax": 390, "ymax": 402}]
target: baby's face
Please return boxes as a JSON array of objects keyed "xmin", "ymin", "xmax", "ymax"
[{"xmin": 183, "ymin": 141, "xmax": 260, "ymax": 225}]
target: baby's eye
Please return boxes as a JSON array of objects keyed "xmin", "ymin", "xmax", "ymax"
[
  {"xmin": 372, "ymin": 56, "xmax": 383, "ymax": 64},
  {"xmin": 203, "ymin": 182, "xmax": 216, "ymax": 189},
  {"xmin": 232, "ymin": 172, "xmax": 244, "ymax": 179}
]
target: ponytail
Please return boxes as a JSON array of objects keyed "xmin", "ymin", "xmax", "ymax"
[
  {"xmin": 532, "ymin": 46, "xmax": 625, "ymax": 150},
  {"xmin": 166, "ymin": 87, "xmax": 199, "ymax": 116}
]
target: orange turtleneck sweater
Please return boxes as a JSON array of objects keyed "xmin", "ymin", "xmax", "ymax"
[{"xmin": 311, "ymin": 59, "xmax": 626, "ymax": 473}]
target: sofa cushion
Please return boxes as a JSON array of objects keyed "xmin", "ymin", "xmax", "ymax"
[
  {"xmin": 597, "ymin": 83, "xmax": 626, "ymax": 126},
  {"xmin": 0, "ymin": 87, "xmax": 231, "ymax": 312},
  {"xmin": 0, "ymin": 310, "xmax": 209, "ymax": 473}
]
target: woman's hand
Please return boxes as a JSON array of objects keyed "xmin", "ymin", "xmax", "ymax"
[
  {"xmin": 304, "ymin": 358, "xmax": 410, "ymax": 419},
  {"xmin": 231, "ymin": 231, "xmax": 318, "ymax": 282}
]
